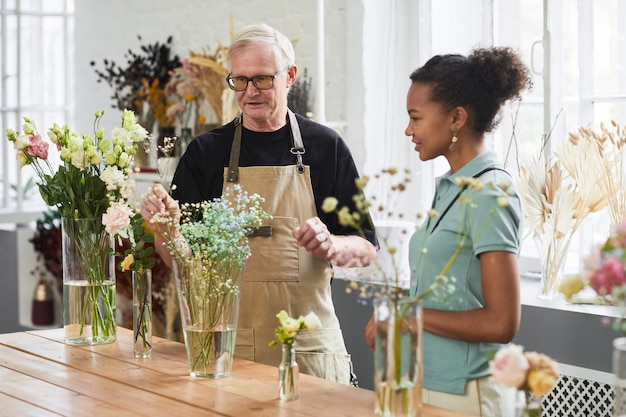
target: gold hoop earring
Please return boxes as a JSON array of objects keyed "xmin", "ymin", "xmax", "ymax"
[{"xmin": 449, "ymin": 128, "xmax": 459, "ymax": 152}]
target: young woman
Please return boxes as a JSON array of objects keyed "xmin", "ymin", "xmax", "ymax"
[{"xmin": 366, "ymin": 47, "xmax": 532, "ymax": 416}]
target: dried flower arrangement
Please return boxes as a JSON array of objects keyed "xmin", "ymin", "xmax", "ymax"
[
  {"xmin": 288, "ymin": 68, "xmax": 313, "ymax": 118},
  {"xmin": 561, "ymin": 121, "xmax": 626, "ymax": 225},
  {"xmin": 90, "ymin": 35, "xmax": 181, "ymax": 129},
  {"xmin": 517, "ymin": 131, "xmax": 607, "ymax": 297}
]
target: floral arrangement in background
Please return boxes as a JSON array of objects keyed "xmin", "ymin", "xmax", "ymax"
[
  {"xmin": 91, "ymin": 35, "xmax": 181, "ymax": 130},
  {"xmin": 559, "ymin": 220, "xmax": 626, "ymax": 333},
  {"xmin": 29, "ymin": 208, "xmax": 62, "ymax": 293},
  {"xmin": 287, "ymin": 67, "xmax": 314, "ymax": 119},
  {"xmin": 517, "ymin": 137, "xmax": 606, "ymax": 296},
  {"xmin": 184, "ymin": 46, "xmax": 237, "ymax": 129},
  {"xmin": 164, "ymin": 64, "xmax": 204, "ymax": 131},
  {"xmin": 489, "ymin": 344, "xmax": 559, "ymax": 416}
]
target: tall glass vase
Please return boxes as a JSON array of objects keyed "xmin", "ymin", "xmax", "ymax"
[
  {"xmin": 373, "ymin": 296, "xmax": 423, "ymax": 417},
  {"xmin": 133, "ymin": 269, "xmax": 152, "ymax": 359},
  {"xmin": 279, "ymin": 343, "xmax": 299, "ymax": 400},
  {"xmin": 614, "ymin": 337, "xmax": 626, "ymax": 417},
  {"xmin": 534, "ymin": 236, "xmax": 571, "ymax": 299},
  {"xmin": 62, "ymin": 217, "xmax": 116, "ymax": 345},
  {"xmin": 173, "ymin": 256, "xmax": 245, "ymax": 378}
]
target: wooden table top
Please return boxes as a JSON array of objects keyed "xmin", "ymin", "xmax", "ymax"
[{"xmin": 0, "ymin": 327, "xmax": 471, "ymax": 416}]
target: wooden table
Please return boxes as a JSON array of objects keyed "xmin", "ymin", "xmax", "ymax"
[{"xmin": 0, "ymin": 327, "xmax": 471, "ymax": 416}]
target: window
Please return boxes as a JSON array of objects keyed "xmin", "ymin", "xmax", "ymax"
[
  {"xmin": 0, "ymin": 0, "xmax": 74, "ymax": 218},
  {"xmin": 362, "ymin": 0, "xmax": 626, "ymax": 275}
]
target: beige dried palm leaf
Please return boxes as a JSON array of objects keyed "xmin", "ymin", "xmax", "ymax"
[{"xmin": 564, "ymin": 121, "xmax": 626, "ymax": 224}]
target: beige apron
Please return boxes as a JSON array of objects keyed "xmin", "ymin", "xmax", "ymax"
[{"xmin": 223, "ymin": 110, "xmax": 351, "ymax": 384}]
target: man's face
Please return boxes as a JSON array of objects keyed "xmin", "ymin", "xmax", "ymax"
[{"xmin": 229, "ymin": 44, "xmax": 295, "ymax": 131}]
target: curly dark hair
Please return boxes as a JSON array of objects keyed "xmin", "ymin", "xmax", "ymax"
[{"xmin": 409, "ymin": 46, "xmax": 532, "ymax": 134}]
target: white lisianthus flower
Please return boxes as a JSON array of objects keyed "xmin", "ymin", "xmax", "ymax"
[
  {"xmin": 98, "ymin": 138, "xmax": 111, "ymax": 154},
  {"xmin": 281, "ymin": 317, "xmax": 301, "ymax": 335},
  {"xmin": 22, "ymin": 121, "xmax": 35, "ymax": 135},
  {"xmin": 47, "ymin": 130, "xmax": 59, "ymax": 145},
  {"xmin": 100, "ymin": 165, "xmax": 126, "ymax": 190},
  {"xmin": 16, "ymin": 152, "xmax": 30, "ymax": 167},
  {"xmin": 87, "ymin": 147, "xmax": 102, "ymax": 166},
  {"xmin": 14, "ymin": 134, "xmax": 30, "ymax": 151},
  {"xmin": 302, "ymin": 311, "xmax": 322, "ymax": 331},
  {"xmin": 111, "ymin": 126, "xmax": 132, "ymax": 146},
  {"xmin": 489, "ymin": 344, "xmax": 529, "ymax": 389},
  {"xmin": 70, "ymin": 149, "xmax": 86, "ymax": 170},
  {"xmin": 118, "ymin": 152, "xmax": 131, "ymax": 168}
]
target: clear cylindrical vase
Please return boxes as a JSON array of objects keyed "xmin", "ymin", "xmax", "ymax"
[
  {"xmin": 373, "ymin": 296, "xmax": 423, "ymax": 417},
  {"xmin": 173, "ymin": 256, "xmax": 245, "ymax": 378},
  {"xmin": 279, "ymin": 343, "xmax": 299, "ymax": 400},
  {"xmin": 133, "ymin": 269, "xmax": 152, "ymax": 359},
  {"xmin": 62, "ymin": 217, "xmax": 116, "ymax": 345},
  {"xmin": 614, "ymin": 337, "xmax": 626, "ymax": 417}
]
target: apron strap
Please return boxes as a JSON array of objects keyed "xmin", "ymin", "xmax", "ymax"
[
  {"xmin": 226, "ymin": 110, "xmax": 305, "ymax": 183},
  {"xmin": 288, "ymin": 109, "xmax": 306, "ymax": 174},
  {"xmin": 227, "ymin": 114, "xmax": 243, "ymax": 183}
]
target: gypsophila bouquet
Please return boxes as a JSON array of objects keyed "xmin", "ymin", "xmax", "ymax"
[
  {"xmin": 489, "ymin": 344, "xmax": 559, "ymax": 417},
  {"xmin": 151, "ymin": 184, "xmax": 270, "ymax": 376}
]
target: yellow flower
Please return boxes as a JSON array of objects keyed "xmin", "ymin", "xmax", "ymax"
[
  {"xmin": 527, "ymin": 369, "xmax": 558, "ymax": 396},
  {"xmin": 121, "ymin": 254, "xmax": 134, "ymax": 271},
  {"xmin": 337, "ymin": 206, "xmax": 354, "ymax": 226},
  {"xmin": 558, "ymin": 274, "xmax": 585, "ymax": 301},
  {"xmin": 321, "ymin": 197, "xmax": 339, "ymax": 213},
  {"xmin": 355, "ymin": 176, "xmax": 369, "ymax": 190}
]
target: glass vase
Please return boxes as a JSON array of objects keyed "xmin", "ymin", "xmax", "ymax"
[
  {"xmin": 534, "ymin": 236, "xmax": 571, "ymax": 299},
  {"xmin": 614, "ymin": 337, "xmax": 626, "ymax": 417},
  {"xmin": 173, "ymin": 256, "xmax": 245, "ymax": 378},
  {"xmin": 133, "ymin": 269, "xmax": 152, "ymax": 359},
  {"xmin": 62, "ymin": 217, "xmax": 116, "ymax": 345},
  {"xmin": 515, "ymin": 390, "xmax": 542, "ymax": 417},
  {"xmin": 373, "ymin": 296, "xmax": 423, "ymax": 417},
  {"xmin": 279, "ymin": 343, "xmax": 299, "ymax": 400}
]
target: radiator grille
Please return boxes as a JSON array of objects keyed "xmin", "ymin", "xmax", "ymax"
[{"xmin": 542, "ymin": 374, "xmax": 614, "ymax": 417}]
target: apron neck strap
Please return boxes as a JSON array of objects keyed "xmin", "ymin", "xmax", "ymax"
[{"xmin": 227, "ymin": 109, "xmax": 305, "ymax": 183}]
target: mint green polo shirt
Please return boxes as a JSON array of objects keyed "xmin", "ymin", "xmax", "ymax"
[{"xmin": 409, "ymin": 151, "xmax": 523, "ymax": 395}]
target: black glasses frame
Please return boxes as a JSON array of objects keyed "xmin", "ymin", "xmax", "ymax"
[{"xmin": 226, "ymin": 71, "xmax": 283, "ymax": 91}]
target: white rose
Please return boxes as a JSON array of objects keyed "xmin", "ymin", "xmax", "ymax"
[
  {"xmin": 302, "ymin": 311, "xmax": 322, "ymax": 331},
  {"xmin": 489, "ymin": 344, "xmax": 529, "ymax": 389}
]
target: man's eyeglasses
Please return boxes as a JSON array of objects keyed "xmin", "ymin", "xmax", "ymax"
[{"xmin": 226, "ymin": 71, "xmax": 282, "ymax": 91}]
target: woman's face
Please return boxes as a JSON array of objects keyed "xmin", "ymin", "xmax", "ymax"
[{"xmin": 405, "ymin": 82, "xmax": 455, "ymax": 161}]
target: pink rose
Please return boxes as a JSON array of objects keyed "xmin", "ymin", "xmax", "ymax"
[
  {"xmin": 27, "ymin": 134, "xmax": 49, "ymax": 160},
  {"xmin": 489, "ymin": 344, "xmax": 529, "ymax": 389},
  {"xmin": 589, "ymin": 256, "xmax": 626, "ymax": 296},
  {"xmin": 102, "ymin": 203, "xmax": 133, "ymax": 235}
]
